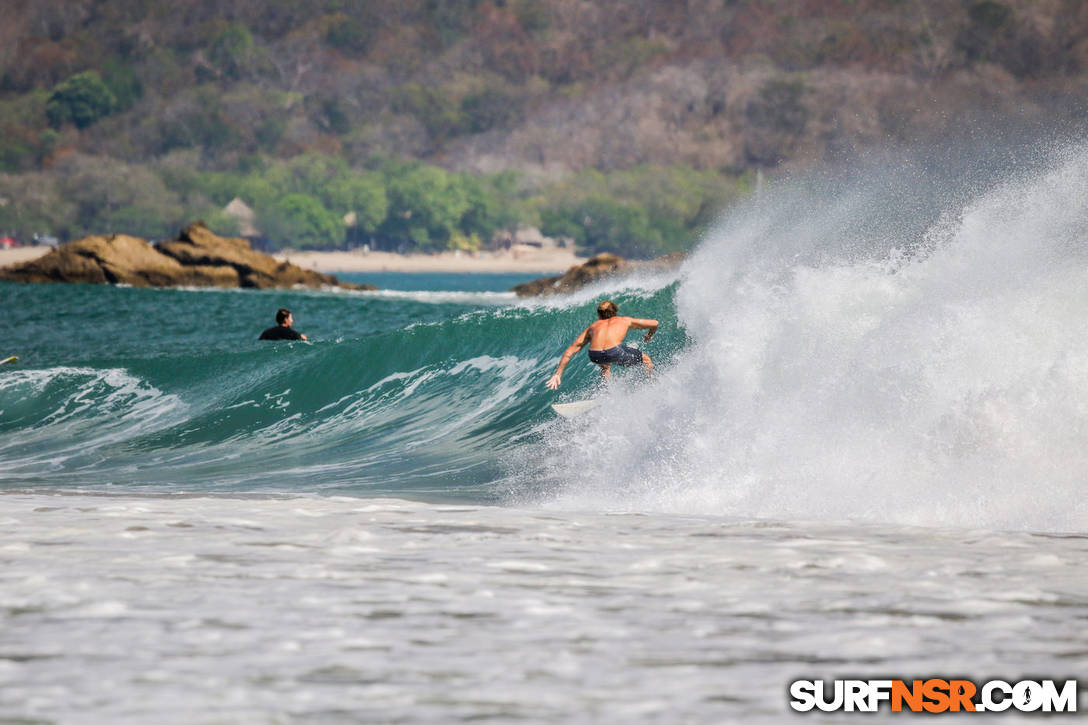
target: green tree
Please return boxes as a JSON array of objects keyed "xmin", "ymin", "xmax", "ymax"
[
  {"xmin": 209, "ymin": 24, "xmax": 255, "ymax": 80},
  {"xmin": 46, "ymin": 72, "xmax": 117, "ymax": 129},
  {"xmin": 259, "ymin": 193, "xmax": 343, "ymax": 249},
  {"xmin": 379, "ymin": 164, "xmax": 469, "ymax": 251},
  {"xmin": 55, "ymin": 159, "xmax": 187, "ymax": 238},
  {"xmin": 0, "ymin": 137, "xmax": 34, "ymax": 172},
  {"xmin": 391, "ymin": 83, "xmax": 467, "ymax": 144},
  {"xmin": 325, "ymin": 173, "xmax": 388, "ymax": 235},
  {"xmin": 611, "ymin": 165, "xmax": 745, "ymax": 237},
  {"xmin": 36, "ymin": 129, "xmax": 60, "ymax": 165},
  {"xmin": 460, "ymin": 172, "xmax": 520, "ymax": 242},
  {"xmin": 534, "ymin": 164, "xmax": 750, "ymax": 257},
  {"xmin": 282, "ymin": 153, "xmax": 351, "ymax": 194},
  {"xmin": 101, "ymin": 59, "xmax": 144, "ymax": 112},
  {"xmin": 0, "ymin": 171, "xmax": 74, "ymax": 239},
  {"xmin": 540, "ymin": 196, "xmax": 664, "ymax": 258}
]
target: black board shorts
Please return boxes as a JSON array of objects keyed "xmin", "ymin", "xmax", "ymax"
[{"xmin": 588, "ymin": 345, "xmax": 644, "ymax": 367}]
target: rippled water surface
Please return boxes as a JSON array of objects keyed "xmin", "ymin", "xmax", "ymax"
[{"xmin": 3, "ymin": 493, "xmax": 1085, "ymax": 723}]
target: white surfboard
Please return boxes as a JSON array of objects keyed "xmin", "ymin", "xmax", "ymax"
[
  {"xmin": 551, "ymin": 400, "xmax": 598, "ymax": 418},
  {"xmin": 0, "ymin": 355, "xmax": 17, "ymax": 366}
]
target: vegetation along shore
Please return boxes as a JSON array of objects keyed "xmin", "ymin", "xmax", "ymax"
[{"xmin": 0, "ymin": 2, "xmax": 1084, "ymax": 261}]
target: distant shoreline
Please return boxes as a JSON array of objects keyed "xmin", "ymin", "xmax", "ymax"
[
  {"xmin": 0, "ymin": 246, "xmax": 585, "ymax": 276},
  {"xmin": 274, "ymin": 248, "xmax": 584, "ymax": 275}
]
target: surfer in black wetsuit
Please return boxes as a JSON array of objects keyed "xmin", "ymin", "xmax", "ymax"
[
  {"xmin": 259, "ymin": 308, "xmax": 308, "ymax": 341},
  {"xmin": 546, "ymin": 300, "xmax": 657, "ymax": 389}
]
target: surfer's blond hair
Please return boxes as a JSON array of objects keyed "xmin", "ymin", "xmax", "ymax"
[{"xmin": 597, "ymin": 300, "xmax": 618, "ymax": 319}]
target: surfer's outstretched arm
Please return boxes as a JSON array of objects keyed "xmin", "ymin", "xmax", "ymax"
[
  {"xmin": 628, "ymin": 317, "xmax": 659, "ymax": 342},
  {"xmin": 546, "ymin": 326, "xmax": 591, "ymax": 390}
]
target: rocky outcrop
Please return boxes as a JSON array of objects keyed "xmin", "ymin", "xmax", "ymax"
[
  {"xmin": 0, "ymin": 234, "xmax": 236, "ymax": 287},
  {"xmin": 511, "ymin": 253, "xmax": 629, "ymax": 297},
  {"xmin": 0, "ymin": 223, "xmax": 376, "ymax": 291},
  {"xmin": 511, "ymin": 252, "xmax": 686, "ymax": 297},
  {"xmin": 156, "ymin": 222, "xmax": 351, "ymax": 290}
]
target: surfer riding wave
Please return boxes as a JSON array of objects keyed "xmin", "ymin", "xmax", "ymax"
[{"xmin": 545, "ymin": 300, "xmax": 657, "ymax": 389}]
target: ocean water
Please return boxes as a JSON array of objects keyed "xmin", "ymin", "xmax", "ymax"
[{"xmin": 3, "ymin": 144, "xmax": 1088, "ymax": 722}]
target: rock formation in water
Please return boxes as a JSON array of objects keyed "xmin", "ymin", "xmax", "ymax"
[
  {"xmin": 511, "ymin": 252, "xmax": 685, "ymax": 296},
  {"xmin": 512, "ymin": 253, "xmax": 628, "ymax": 297},
  {"xmin": 0, "ymin": 222, "xmax": 376, "ymax": 291}
]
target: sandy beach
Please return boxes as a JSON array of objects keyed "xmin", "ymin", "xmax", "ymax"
[
  {"xmin": 0, "ymin": 245, "xmax": 582, "ymax": 275},
  {"xmin": 0, "ymin": 246, "xmax": 51, "ymax": 267},
  {"xmin": 275, "ymin": 246, "xmax": 584, "ymax": 274}
]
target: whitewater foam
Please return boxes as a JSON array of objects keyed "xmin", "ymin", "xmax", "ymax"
[
  {"xmin": 362, "ymin": 288, "xmax": 518, "ymax": 305},
  {"xmin": 4, "ymin": 491, "xmax": 1083, "ymax": 723},
  {"xmin": 532, "ymin": 144, "xmax": 1088, "ymax": 533}
]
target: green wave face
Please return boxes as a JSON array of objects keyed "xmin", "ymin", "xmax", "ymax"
[{"xmin": 0, "ymin": 277, "xmax": 683, "ymax": 500}]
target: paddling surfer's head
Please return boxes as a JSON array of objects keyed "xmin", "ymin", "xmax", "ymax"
[
  {"xmin": 597, "ymin": 300, "xmax": 618, "ymax": 319},
  {"xmin": 259, "ymin": 307, "xmax": 307, "ymax": 341}
]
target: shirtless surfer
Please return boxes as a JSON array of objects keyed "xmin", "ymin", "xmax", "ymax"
[{"xmin": 545, "ymin": 300, "xmax": 658, "ymax": 389}]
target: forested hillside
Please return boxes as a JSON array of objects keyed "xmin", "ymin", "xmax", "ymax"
[{"xmin": 1, "ymin": 0, "xmax": 1085, "ymax": 256}]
